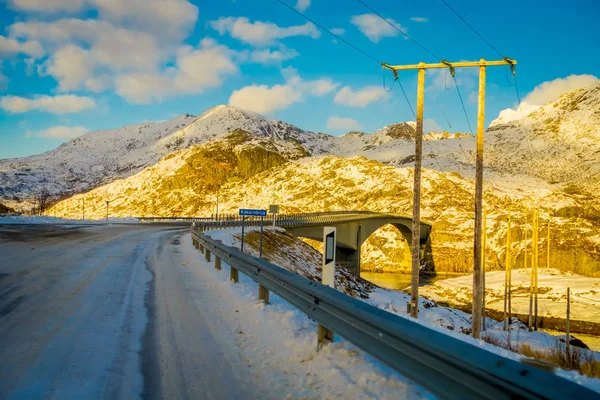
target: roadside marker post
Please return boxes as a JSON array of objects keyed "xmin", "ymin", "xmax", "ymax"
[
  {"xmin": 322, "ymin": 227, "xmax": 336, "ymax": 288},
  {"xmin": 269, "ymin": 204, "xmax": 279, "ymax": 227},
  {"xmin": 318, "ymin": 226, "xmax": 336, "ymax": 347}
]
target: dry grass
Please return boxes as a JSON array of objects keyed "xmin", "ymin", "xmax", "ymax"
[{"xmin": 482, "ymin": 333, "xmax": 600, "ymax": 379}]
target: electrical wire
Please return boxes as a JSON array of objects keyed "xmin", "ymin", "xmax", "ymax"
[
  {"xmin": 439, "ymin": 0, "xmax": 505, "ymax": 58},
  {"xmin": 452, "ymin": 76, "xmax": 474, "ymax": 135},
  {"xmin": 276, "ymin": 0, "xmax": 381, "ymax": 64},
  {"xmin": 357, "ymin": 0, "xmax": 442, "ymax": 61}
]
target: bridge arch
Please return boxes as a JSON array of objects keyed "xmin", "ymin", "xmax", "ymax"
[{"xmin": 282, "ymin": 213, "xmax": 431, "ymax": 276}]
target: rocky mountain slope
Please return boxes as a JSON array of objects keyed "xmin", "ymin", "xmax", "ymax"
[
  {"xmin": 49, "ymin": 149, "xmax": 600, "ymax": 277},
  {"xmin": 48, "ymin": 129, "xmax": 308, "ymax": 218}
]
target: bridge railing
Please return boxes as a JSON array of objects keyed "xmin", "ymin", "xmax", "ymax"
[
  {"xmin": 197, "ymin": 210, "xmax": 396, "ymax": 231},
  {"xmin": 189, "ymin": 227, "xmax": 593, "ymax": 400}
]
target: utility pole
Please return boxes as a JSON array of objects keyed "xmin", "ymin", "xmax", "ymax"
[
  {"xmin": 382, "ymin": 58, "xmax": 516, "ymax": 336},
  {"xmin": 503, "ymin": 211, "xmax": 512, "ymax": 331},
  {"xmin": 532, "ymin": 209, "xmax": 539, "ymax": 330},
  {"xmin": 481, "ymin": 206, "xmax": 487, "ymax": 331},
  {"xmin": 410, "ymin": 63, "xmax": 425, "ymax": 319},
  {"xmin": 566, "ymin": 287, "xmax": 571, "ymax": 366},
  {"xmin": 547, "ymin": 211, "xmax": 551, "ymax": 272},
  {"xmin": 472, "ymin": 59, "xmax": 487, "ymax": 339},
  {"xmin": 526, "ymin": 210, "xmax": 534, "ymax": 331}
]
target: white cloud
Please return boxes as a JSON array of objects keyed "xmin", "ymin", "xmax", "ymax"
[
  {"xmin": 229, "ymin": 84, "xmax": 301, "ymax": 114},
  {"xmin": 42, "ymin": 45, "xmax": 93, "ymax": 91},
  {"xmin": 12, "ymin": 19, "xmax": 165, "ymax": 72},
  {"xmin": 7, "ymin": 0, "xmax": 85, "ymax": 13},
  {"xmin": 493, "ymin": 74, "xmax": 599, "ymax": 125},
  {"xmin": 327, "ymin": 116, "xmax": 363, "ymax": 131},
  {"xmin": 334, "ymin": 85, "xmax": 388, "ymax": 107},
  {"xmin": 522, "ymin": 74, "xmax": 598, "ymax": 105},
  {"xmin": 209, "ymin": 17, "xmax": 320, "ymax": 46},
  {"xmin": 306, "ymin": 79, "xmax": 338, "ymax": 96},
  {"xmin": 1, "ymin": 94, "xmax": 95, "ymax": 114},
  {"xmin": 33, "ymin": 125, "xmax": 89, "ymax": 139},
  {"xmin": 410, "ymin": 17, "xmax": 428, "ymax": 23},
  {"xmin": 295, "ymin": 0, "xmax": 310, "ymax": 12},
  {"xmin": 351, "ymin": 14, "xmax": 405, "ymax": 43},
  {"xmin": 250, "ymin": 47, "xmax": 299, "ymax": 64},
  {"xmin": 424, "ymin": 118, "xmax": 442, "ymax": 133},
  {"xmin": 330, "ymin": 28, "xmax": 345, "ymax": 36},
  {"xmin": 7, "ymin": 1, "xmax": 199, "ymax": 97},
  {"xmin": 0, "ymin": 35, "xmax": 44, "ymax": 58},
  {"xmin": 116, "ymin": 38, "xmax": 238, "ymax": 104},
  {"xmin": 8, "ymin": 0, "xmax": 197, "ymax": 41},
  {"xmin": 89, "ymin": 0, "xmax": 198, "ymax": 41},
  {"xmin": 228, "ymin": 67, "xmax": 337, "ymax": 114}
]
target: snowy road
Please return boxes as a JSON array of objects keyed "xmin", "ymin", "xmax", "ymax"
[{"xmin": 0, "ymin": 224, "xmax": 430, "ymax": 400}]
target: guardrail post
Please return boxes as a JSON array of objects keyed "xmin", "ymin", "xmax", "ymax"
[
  {"xmin": 199, "ymin": 242, "xmax": 204, "ymax": 253},
  {"xmin": 317, "ymin": 324, "xmax": 334, "ymax": 349},
  {"xmin": 230, "ymin": 267, "xmax": 239, "ymax": 283},
  {"xmin": 258, "ymin": 284, "xmax": 269, "ymax": 304},
  {"xmin": 205, "ymin": 247, "xmax": 211, "ymax": 262},
  {"xmin": 214, "ymin": 240, "xmax": 222, "ymax": 270}
]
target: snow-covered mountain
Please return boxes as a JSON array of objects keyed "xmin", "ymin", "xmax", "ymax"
[{"xmin": 0, "ymin": 105, "xmax": 426, "ymax": 209}]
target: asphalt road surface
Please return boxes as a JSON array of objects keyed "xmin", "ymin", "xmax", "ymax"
[{"xmin": 0, "ymin": 224, "xmax": 253, "ymax": 400}]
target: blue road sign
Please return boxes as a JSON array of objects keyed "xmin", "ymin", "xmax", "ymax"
[{"xmin": 239, "ymin": 209, "xmax": 267, "ymax": 217}]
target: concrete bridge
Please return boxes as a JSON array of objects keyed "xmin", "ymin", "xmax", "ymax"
[{"xmin": 275, "ymin": 212, "xmax": 432, "ymax": 276}]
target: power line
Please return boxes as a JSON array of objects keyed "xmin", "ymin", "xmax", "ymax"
[
  {"xmin": 439, "ymin": 0, "xmax": 505, "ymax": 58},
  {"xmin": 276, "ymin": 0, "xmax": 381, "ymax": 64},
  {"xmin": 359, "ymin": 1, "xmax": 478, "ymax": 188},
  {"xmin": 357, "ymin": 0, "xmax": 442, "ymax": 61},
  {"xmin": 452, "ymin": 76, "xmax": 474, "ymax": 135}
]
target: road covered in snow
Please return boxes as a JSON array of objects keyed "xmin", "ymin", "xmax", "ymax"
[{"xmin": 0, "ymin": 223, "xmax": 431, "ymax": 399}]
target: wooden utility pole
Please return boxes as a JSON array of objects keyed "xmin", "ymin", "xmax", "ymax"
[
  {"xmin": 526, "ymin": 210, "xmax": 534, "ymax": 331},
  {"xmin": 503, "ymin": 211, "xmax": 512, "ymax": 331},
  {"xmin": 381, "ymin": 58, "xmax": 517, "ymax": 332},
  {"xmin": 472, "ymin": 60, "xmax": 487, "ymax": 339},
  {"xmin": 566, "ymin": 287, "xmax": 571, "ymax": 365},
  {"xmin": 410, "ymin": 64, "xmax": 425, "ymax": 319},
  {"xmin": 547, "ymin": 212, "xmax": 551, "ymax": 272},
  {"xmin": 532, "ymin": 209, "xmax": 539, "ymax": 330},
  {"xmin": 481, "ymin": 206, "xmax": 487, "ymax": 331}
]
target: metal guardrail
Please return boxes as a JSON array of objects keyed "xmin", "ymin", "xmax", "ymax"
[{"xmin": 190, "ymin": 227, "xmax": 597, "ymax": 400}]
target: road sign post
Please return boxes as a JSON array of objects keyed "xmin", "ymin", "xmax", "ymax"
[
  {"xmin": 239, "ymin": 209, "xmax": 267, "ymax": 254},
  {"xmin": 259, "ymin": 216, "xmax": 264, "ymax": 257},
  {"xmin": 241, "ymin": 215, "xmax": 245, "ymax": 252}
]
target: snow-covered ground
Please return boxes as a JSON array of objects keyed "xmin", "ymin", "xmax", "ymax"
[
  {"xmin": 204, "ymin": 226, "xmax": 600, "ymax": 392},
  {"xmin": 420, "ymin": 269, "xmax": 600, "ymax": 323},
  {"xmin": 0, "ymin": 216, "xmax": 140, "ymax": 224}
]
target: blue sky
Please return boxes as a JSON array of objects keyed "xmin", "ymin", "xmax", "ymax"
[{"xmin": 0, "ymin": 0, "xmax": 598, "ymax": 159}]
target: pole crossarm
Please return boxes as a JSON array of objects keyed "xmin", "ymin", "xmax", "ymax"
[{"xmin": 381, "ymin": 58, "xmax": 516, "ymax": 71}]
